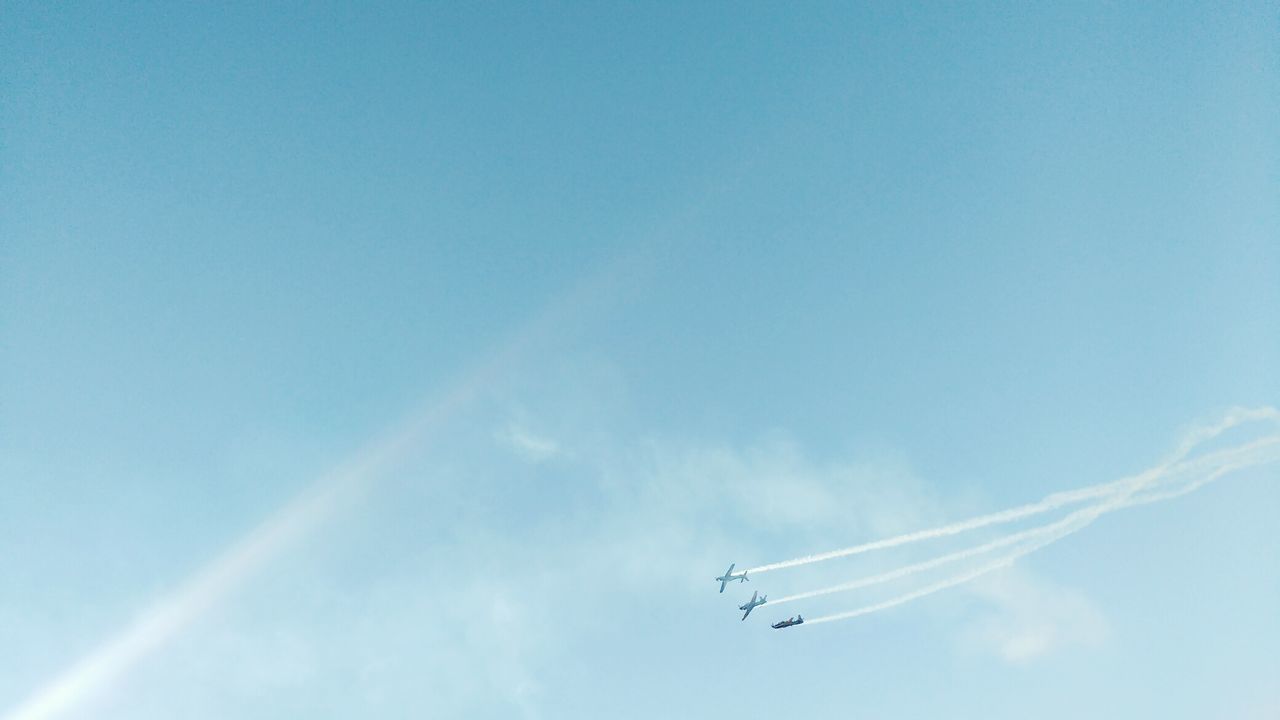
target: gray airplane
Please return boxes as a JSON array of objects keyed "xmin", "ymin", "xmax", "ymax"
[
  {"xmin": 738, "ymin": 590, "xmax": 767, "ymax": 620},
  {"xmin": 716, "ymin": 563, "xmax": 749, "ymax": 593}
]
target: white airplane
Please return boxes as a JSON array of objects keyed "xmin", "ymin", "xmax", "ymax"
[
  {"xmin": 715, "ymin": 563, "xmax": 749, "ymax": 593},
  {"xmin": 739, "ymin": 590, "xmax": 767, "ymax": 621}
]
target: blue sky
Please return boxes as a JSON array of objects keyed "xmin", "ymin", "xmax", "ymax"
[{"xmin": 2, "ymin": 2, "xmax": 1278, "ymax": 718}]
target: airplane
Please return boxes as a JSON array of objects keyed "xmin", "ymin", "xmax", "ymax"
[
  {"xmin": 715, "ymin": 563, "xmax": 749, "ymax": 593},
  {"xmin": 739, "ymin": 590, "xmax": 767, "ymax": 620},
  {"xmin": 771, "ymin": 614, "xmax": 804, "ymax": 629}
]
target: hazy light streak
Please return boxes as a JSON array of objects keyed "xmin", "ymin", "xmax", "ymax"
[
  {"xmin": 3, "ymin": 384, "xmax": 473, "ymax": 720},
  {"xmin": 1, "ymin": 255, "xmax": 642, "ymax": 720}
]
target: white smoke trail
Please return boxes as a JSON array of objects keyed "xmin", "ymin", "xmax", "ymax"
[
  {"xmin": 771, "ymin": 433, "xmax": 1280, "ymax": 607},
  {"xmin": 749, "ymin": 407, "xmax": 1278, "ymax": 576},
  {"xmin": 803, "ymin": 438, "xmax": 1279, "ymax": 626},
  {"xmin": 804, "ymin": 556, "xmax": 1019, "ymax": 625},
  {"xmin": 770, "ymin": 523, "xmax": 1046, "ymax": 606},
  {"xmin": 1126, "ymin": 435, "xmax": 1280, "ymax": 507}
]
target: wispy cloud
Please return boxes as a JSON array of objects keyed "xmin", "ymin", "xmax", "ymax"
[
  {"xmin": 498, "ymin": 421, "xmax": 563, "ymax": 464},
  {"xmin": 959, "ymin": 569, "xmax": 1108, "ymax": 663}
]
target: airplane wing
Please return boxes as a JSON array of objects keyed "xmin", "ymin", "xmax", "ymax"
[
  {"xmin": 717, "ymin": 564, "xmax": 735, "ymax": 592},
  {"xmin": 741, "ymin": 606, "xmax": 752, "ymax": 621}
]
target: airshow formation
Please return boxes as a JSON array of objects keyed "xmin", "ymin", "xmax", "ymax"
[{"xmin": 716, "ymin": 406, "xmax": 1280, "ymax": 630}]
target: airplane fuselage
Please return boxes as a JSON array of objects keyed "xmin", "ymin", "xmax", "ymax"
[
  {"xmin": 716, "ymin": 563, "xmax": 749, "ymax": 593},
  {"xmin": 738, "ymin": 591, "xmax": 767, "ymax": 620}
]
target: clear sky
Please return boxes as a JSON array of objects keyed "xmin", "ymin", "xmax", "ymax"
[{"xmin": 2, "ymin": 2, "xmax": 1278, "ymax": 718}]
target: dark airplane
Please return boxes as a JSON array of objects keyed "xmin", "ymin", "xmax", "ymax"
[{"xmin": 771, "ymin": 615, "xmax": 804, "ymax": 629}]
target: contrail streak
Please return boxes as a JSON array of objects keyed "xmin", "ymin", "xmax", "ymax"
[
  {"xmin": 803, "ymin": 436, "xmax": 1279, "ymax": 626},
  {"xmin": 771, "ymin": 433, "xmax": 1280, "ymax": 607},
  {"xmin": 749, "ymin": 407, "xmax": 1278, "ymax": 576},
  {"xmin": 771, "ymin": 524, "xmax": 1046, "ymax": 606},
  {"xmin": 804, "ymin": 556, "xmax": 1019, "ymax": 625},
  {"xmin": 1125, "ymin": 435, "xmax": 1280, "ymax": 507},
  {"xmin": 773, "ymin": 433, "xmax": 1280, "ymax": 607}
]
